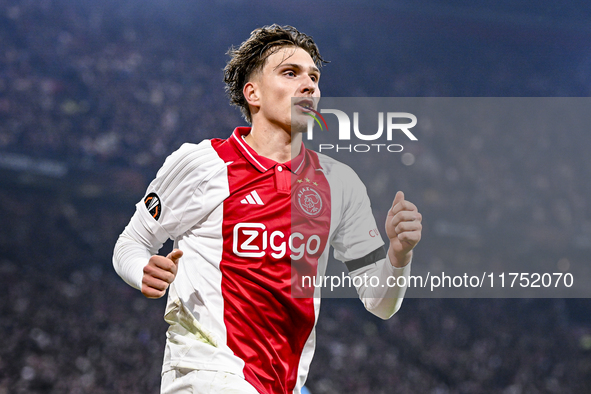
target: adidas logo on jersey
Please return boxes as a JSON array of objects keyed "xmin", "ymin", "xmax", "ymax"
[{"xmin": 241, "ymin": 190, "xmax": 264, "ymax": 205}]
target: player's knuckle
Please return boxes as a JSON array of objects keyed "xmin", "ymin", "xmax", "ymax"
[
  {"xmin": 143, "ymin": 276, "xmax": 155, "ymax": 287},
  {"xmin": 147, "ymin": 267, "xmax": 161, "ymax": 279},
  {"xmin": 145, "ymin": 289, "xmax": 162, "ymax": 299},
  {"xmin": 146, "ymin": 276, "xmax": 166, "ymax": 290},
  {"xmin": 168, "ymin": 260, "xmax": 176, "ymax": 271},
  {"xmin": 141, "ymin": 285, "xmax": 156, "ymax": 298},
  {"xmin": 166, "ymin": 272, "xmax": 175, "ymax": 284}
]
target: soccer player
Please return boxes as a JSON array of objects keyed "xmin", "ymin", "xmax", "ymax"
[{"xmin": 113, "ymin": 25, "xmax": 422, "ymax": 394}]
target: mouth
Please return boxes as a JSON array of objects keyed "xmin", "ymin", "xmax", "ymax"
[{"xmin": 295, "ymin": 99, "xmax": 315, "ymax": 112}]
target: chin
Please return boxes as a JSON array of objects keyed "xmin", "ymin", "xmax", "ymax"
[
  {"xmin": 289, "ymin": 120, "xmax": 308, "ymax": 135},
  {"xmin": 290, "ymin": 114, "xmax": 310, "ymax": 134}
]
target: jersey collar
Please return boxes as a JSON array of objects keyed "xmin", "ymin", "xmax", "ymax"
[{"xmin": 230, "ymin": 127, "xmax": 314, "ymax": 174}]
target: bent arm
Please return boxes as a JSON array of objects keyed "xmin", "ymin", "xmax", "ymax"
[
  {"xmin": 113, "ymin": 141, "xmax": 228, "ymax": 291},
  {"xmin": 113, "ymin": 201, "xmax": 169, "ymax": 290}
]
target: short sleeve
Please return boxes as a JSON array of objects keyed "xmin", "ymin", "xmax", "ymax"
[{"xmin": 328, "ymin": 164, "xmax": 385, "ymax": 269}]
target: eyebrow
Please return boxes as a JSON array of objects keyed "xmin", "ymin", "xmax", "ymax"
[{"xmin": 277, "ymin": 63, "xmax": 321, "ymax": 75}]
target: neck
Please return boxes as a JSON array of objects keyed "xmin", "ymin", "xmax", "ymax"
[{"xmin": 244, "ymin": 122, "xmax": 302, "ymax": 163}]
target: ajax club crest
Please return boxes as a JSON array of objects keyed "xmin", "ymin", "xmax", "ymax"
[{"xmin": 296, "ymin": 185, "xmax": 323, "ymax": 216}]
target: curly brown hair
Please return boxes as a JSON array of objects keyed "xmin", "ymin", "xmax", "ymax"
[{"xmin": 224, "ymin": 24, "xmax": 327, "ymax": 124}]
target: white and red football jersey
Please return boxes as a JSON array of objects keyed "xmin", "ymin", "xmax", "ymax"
[{"xmin": 113, "ymin": 127, "xmax": 410, "ymax": 394}]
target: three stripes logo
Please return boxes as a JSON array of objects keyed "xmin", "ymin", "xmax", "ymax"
[
  {"xmin": 144, "ymin": 192, "xmax": 162, "ymax": 220},
  {"xmin": 241, "ymin": 190, "xmax": 264, "ymax": 205}
]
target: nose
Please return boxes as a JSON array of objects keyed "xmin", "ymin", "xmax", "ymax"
[{"xmin": 301, "ymin": 76, "xmax": 318, "ymax": 96}]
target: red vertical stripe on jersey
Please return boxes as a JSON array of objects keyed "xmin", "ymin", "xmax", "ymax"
[{"xmin": 210, "ymin": 133, "xmax": 330, "ymax": 394}]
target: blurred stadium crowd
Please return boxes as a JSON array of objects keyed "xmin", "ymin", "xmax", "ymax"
[{"xmin": 1, "ymin": 0, "xmax": 591, "ymax": 392}]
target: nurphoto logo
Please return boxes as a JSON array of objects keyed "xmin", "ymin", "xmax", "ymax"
[{"xmin": 305, "ymin": 108, "xmax": 418, "ymax": 153}]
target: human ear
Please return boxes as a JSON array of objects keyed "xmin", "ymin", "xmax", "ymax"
[{"xmin": 243, "ymin": 81, "xmax": 260, "ymax": 107}]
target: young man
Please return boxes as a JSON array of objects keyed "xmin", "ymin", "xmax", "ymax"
[{"xmin": 113, "ymin": 25, "xmax": 422, "ymax": 394}]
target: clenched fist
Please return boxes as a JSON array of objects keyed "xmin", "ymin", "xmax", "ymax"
[
  {"xmin": 385, "ymin": 191, "xmax": 422, "ymax": 268},
  {"xmin": 141, "ymin": 249, "xmax": 183, "ymax": 299}
]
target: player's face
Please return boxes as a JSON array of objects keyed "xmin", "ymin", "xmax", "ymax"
[{"xmin": 253, "ymin": 46, "xmax": 321, "ymax": 133}]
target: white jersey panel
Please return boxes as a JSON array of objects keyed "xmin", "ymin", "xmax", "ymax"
[
  {"xmin": 152, "ymin": 142, "xmax": 247, "ymax": 376},
  {"xmin": 293, "ymin": 152, "xmax": 385, "ymax": 390},
  {"xmin": 316, "ymin": 153, "xmax": 385, "ymax": 261}
]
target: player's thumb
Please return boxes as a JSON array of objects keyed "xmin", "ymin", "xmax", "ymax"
[
  {"xmin": 167, "ymin": 249, "xmax": 183, "ymax": 265},
  {"xmin": 391, "ymin": 191, "xmax": 404, "ymax": 211}
]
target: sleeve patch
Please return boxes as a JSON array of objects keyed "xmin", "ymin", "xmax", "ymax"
[{"xmin": 144, "ymin": 192, "xmax": 162, "ymax": 221}]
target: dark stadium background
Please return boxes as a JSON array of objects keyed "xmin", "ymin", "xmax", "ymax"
[{"xmin": 1, "ymin": 0, "xmax": 591, "ymax": 392}]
